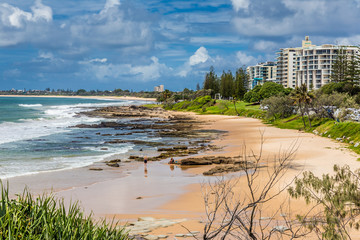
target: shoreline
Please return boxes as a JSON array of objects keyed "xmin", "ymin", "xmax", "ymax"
[
  {"xmin": 0, "ymin": 94, "xmax": 157, "ymax": 102},
  {"xmin": 4, "ymin": 108, "xmax": 360, "ymax": 238}
]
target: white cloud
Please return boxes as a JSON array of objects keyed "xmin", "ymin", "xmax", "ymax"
[
  {"xmin": 89, "ymin": 58, "xmax": 108, "ymax": 63},
  {"xmin": 189, "ymin": 46, "xmax": 210, "ymax": 66},
  {"xmin": 39, "ymin": 51, "xmax": 54, "ymax": 60},
  {"xmin": 177, "ymin": 47, "xmax": 214, "ymax": 77},
  {"xmin": 31, "ymin": 0, "xmax": 52, "ymax": 22},
  {"xmin": 70, "ymin": 0, "xmax": 151, "ymax": 50},
  {"xmin": 231, "ymin": 0, "xmax": 250, "ymax": 12},
  {"xmin": 236, "ymin": 51, "xmax": 258, "ymax": 65},
  {"xmin": 0, "ymin": 0, "xmax": 52, "ymax": 28},
  {"xmin": 81, "ymin": 56, "xmax": 170, "ymax": 82},
  {"xmin": 253, "ymin": 40, "xmax": 278, "ymax": 51}
]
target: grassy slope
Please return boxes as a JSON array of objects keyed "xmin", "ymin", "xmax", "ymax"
[{"xmin": 150, "ymin": 98, "xmax": 360, "ymax": 156}]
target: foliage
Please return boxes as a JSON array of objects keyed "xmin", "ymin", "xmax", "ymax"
[
  {"xmin": 244, "ymin": 82, "xmax": 289, "ymax": 103},
  {"xmin": 0, "ymin": 184, "xmax": 129, "ymax": 240},
  {"xmin": 203, "ymin": 66, "xmax": 250, "ymax": 100},
  {"xmin": 220, "ymin": 70, "xmax": 234, "ymax": 99},
  {"xmin": 202, "ymin": 138, "xmax": 311, "ymax": 239},
  {"xmin": 289, "ymin": 165, "xmax": 360, "ymax": 240},
  {"xmin": 164, "ymin": 95, "xmax": 215, "ymax": 111},
  {"xmin": 234, "ymin": 66, "xmax": 248, "ymax": 100},
  {"xmin": 312, "ymin": 92, "xmax": 358, "ymax": 119},
  {"xmin": 258, "ymin": 81, "xmax": 287, "ymax": 99},
  {"xmin": 291, "ymin": 84, "xmax": 314, "ymax": 129},
  {"xmin": 203, "ymin": 66, "xmax": 220, "ymax": 98},
  {"xmin": 331, "ymin": 47, "xmax": 360, "ymax": 83},
  {"xmin": 261, "ymin": 95, "xmax": 294, "ymax": 119},
  {"xmin": 321, "ymin": 82, "xmax": 360, "ymax": 96}
]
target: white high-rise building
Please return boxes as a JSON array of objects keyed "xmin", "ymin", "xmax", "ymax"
[
  {"xmin": 154, "ymin": 85, "xmax": 164, "ymax": 92},
  {"xmin": 247, "ymin": 62, "xmax": 277, "ymax": 89},
  {"xmin": 276, "ymin": 36, "xmax": 359, "ymax": 90}
]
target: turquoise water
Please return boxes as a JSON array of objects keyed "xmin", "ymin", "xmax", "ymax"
[{"xmin": 0, "ymin": 97, "xmax": 149, "ymax": 178}]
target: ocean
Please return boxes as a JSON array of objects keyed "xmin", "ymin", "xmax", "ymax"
[{"xmin": 0, "ymin": 96, "xmax": 153, "ymax": 179}]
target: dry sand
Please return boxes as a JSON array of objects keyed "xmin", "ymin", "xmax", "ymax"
[{"xmin": 5, "ymin": 113, "xmax": 360, "ymax": 238}]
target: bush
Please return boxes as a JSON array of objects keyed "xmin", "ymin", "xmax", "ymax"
[
  {"xmin": 244, "ymin": 82, "xmax": 289, "ymax": 103},
  {"xmin": 258, "ymin": 82, "xmax": 286, "ymax": 99},
  {"xmin": 261, "ymin": 95, "xmax": 294, "ymax": 119},
  {"xmin": 0, "ymin": 184, "xmax": 129, "ymax": 239},
  {"xmin": 320, "ymin": 82, "xmax": 360, "ymax": 96}
]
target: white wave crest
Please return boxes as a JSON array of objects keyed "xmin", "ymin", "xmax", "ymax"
[{"xmin": 18, "ymin": 104, "xmax": 43, "ymax": 107}]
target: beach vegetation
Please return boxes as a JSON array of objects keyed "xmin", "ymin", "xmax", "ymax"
[
  {"xmin": 289, "ymin": 164, "xmax": 360, "ymax": 240},
  {"xmin": 244, "ymin": 82, "xmax": 291, "ymax": 103},
  {"xmin": 202, "ymin": 137, "xmax": 312, "ymax": 239},
  {"xmin": 0, "ymin": 184, "xmax": 129, "ymax": 240},
  {"xmin": 261, "ymin": 95, "xmax": 294, "ymax": 119},
  {"xmin": 291, "ymin": 84, "xmax": 314, "ymax": 129}
]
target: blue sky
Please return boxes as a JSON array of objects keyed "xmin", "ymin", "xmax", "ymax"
[{"xmin": 1, "ymin": 0, "xmax": 360, "ymax": 91}]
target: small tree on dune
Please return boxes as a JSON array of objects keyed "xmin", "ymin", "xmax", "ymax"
[{"xmin": 291, "ymin": 84, "xmax": 314, "ymax": 129}]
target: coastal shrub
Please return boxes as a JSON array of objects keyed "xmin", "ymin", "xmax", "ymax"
[
  {"xmin": 321, "ymin": 82, "xmax": 360, "ymax": 96},
  {"xmin": 244, "ymin": 82, "xmax": 290, "ymax": 103},
  {"xmin": 258, "ymin": 81, "xmax": 287, "ymax": 100},
  {"xmin": 0, "ymin": 184, "xmax": 129, "ymax": 240},
  {"xmin": 262, "ymin": 95, "xmax": 294, "ymax": 119},
  {"xmin": 289, "ymin": 165, "xmax": 360, "ymax": 239},
  {"xmin": 166, "ymin": 95, "xmax": 215, "ymax": 111}
]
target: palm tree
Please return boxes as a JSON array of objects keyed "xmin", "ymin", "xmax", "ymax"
[{"xmin": 291, "ymin": 84, "xmax": 313, "ymax": 129}]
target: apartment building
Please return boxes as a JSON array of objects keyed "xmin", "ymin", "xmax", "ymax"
[
  {"xmin": 154, "ymin": 85, "xmax": 164, "ymax": 92},
  {"xmin": 247, "ymin": 62, "xmax": 277, "ymax": 89},
  {"xmin": 296, "ymin": 45, "xmax": 358, "ymax": 89},
  {"xmin": 276, "ymin": 36, "xmax": 359, "ymax": 90}
]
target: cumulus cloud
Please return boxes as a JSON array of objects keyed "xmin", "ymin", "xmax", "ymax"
[
  {"xmin": 189, "ymin": 46, "xmax": 210, "ymax": 66},
  {"xmin": 178, "ymin": 46, "xmax": 213, "ymax": 77},
  {"xmin": 236, "ymin": 51, "xmax": 258, "ymax": 65},
  {"xmin": 70, "ymin": 0, "xmax": 151, "ymax": 50},
  {"xmin": 231, "ymin": 0, "xmax": 250, "ymax": 12},
  {"xmin": 0, "ymin": 0, "xmax": 52, "ymax": 28},
  {"xmin": 232, "ymin": 0, "xmax": 360, "ymax": 38}
]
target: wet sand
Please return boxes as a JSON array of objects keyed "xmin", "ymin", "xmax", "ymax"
[{"xmin": 5, "ymin": 113, "xmax": 360, "ymax": 238}]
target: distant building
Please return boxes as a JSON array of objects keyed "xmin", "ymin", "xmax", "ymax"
[
  {"xmin": 247, "ymin": 62, "xmax": 277, "ymax": 89},
  {"xmin": 154, "ymin": 85, "xmax": 164, "ymax": 92},
  {"xmin": 276, "ymin": 36, "xmax": 359, "ymax": 90}
]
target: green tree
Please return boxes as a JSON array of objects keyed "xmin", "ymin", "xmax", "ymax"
[
  {"xmin": 203, "ymin": 66, "xmax": 219, "ymax": 98},
  {"xmin": 289, "ymin": 165, "xmax": 360, "ymax": 240},
  {"xmin": 258, "ymin": 81, "xmax": 286, "ymax": 99},
  {"xmin": 196, "ymin": 83, "xmax": 201, "ymax": 91},
  {"xmin": 76, "ymin": 89, "xmax": 86, "ymax": 95},
  {"xmin": 234, "ymin": 66, "xmax": 248, "ymax": 100},
  {"xmin": 291, "ymin": 84, "xmax": 313, "ymax": 129},
  {"xmin": 331, "ymin": 46, "xmax": 360, "ymax": 83},
  {"xmin": 262, "ymin": 95, "xmax": 294, "ymax": 119},
  {"xmin": 219, "ymin": 70, "xmax": 234, "ymax": 99}
]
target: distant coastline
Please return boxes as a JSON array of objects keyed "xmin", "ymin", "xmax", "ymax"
[{"xmin": 0, "ymin": 94, "xmax": 157, "ymax": 102}]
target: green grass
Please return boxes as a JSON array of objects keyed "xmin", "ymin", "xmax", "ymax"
[
  {"xmin": 142, "ymin": 104, "xmax": 162, "ymax": 109},
  {"xmin": 0, "ymin": 183, "xmax": 129, "ymax": 240}
]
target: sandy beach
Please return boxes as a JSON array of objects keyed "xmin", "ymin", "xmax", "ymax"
[
  {"xmin": 5, "ymin": 111, "xmax": 360, "ymax": 238},
  {"xmin": 0, "ymin": 94, "xmax": 157, "ymax": 102}
]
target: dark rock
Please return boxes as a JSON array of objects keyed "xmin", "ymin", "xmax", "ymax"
[
  {"xmin": 106, "ymin": 159, "xmax": 121, "ymax": 163},
  {"xmin": 89, "ymin": 168, "xmax": 103, "ymax": 171},
  {"xmin": 100, "ymin": 148, "xmax": 108, "ymax": 150},
  {"xmin": 106, "ymin": 162, "xmax": 120, "ymax": 167},
  {"xmin": 181, "ymin": 158, "xmax": 212, "ymax": 165}
]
